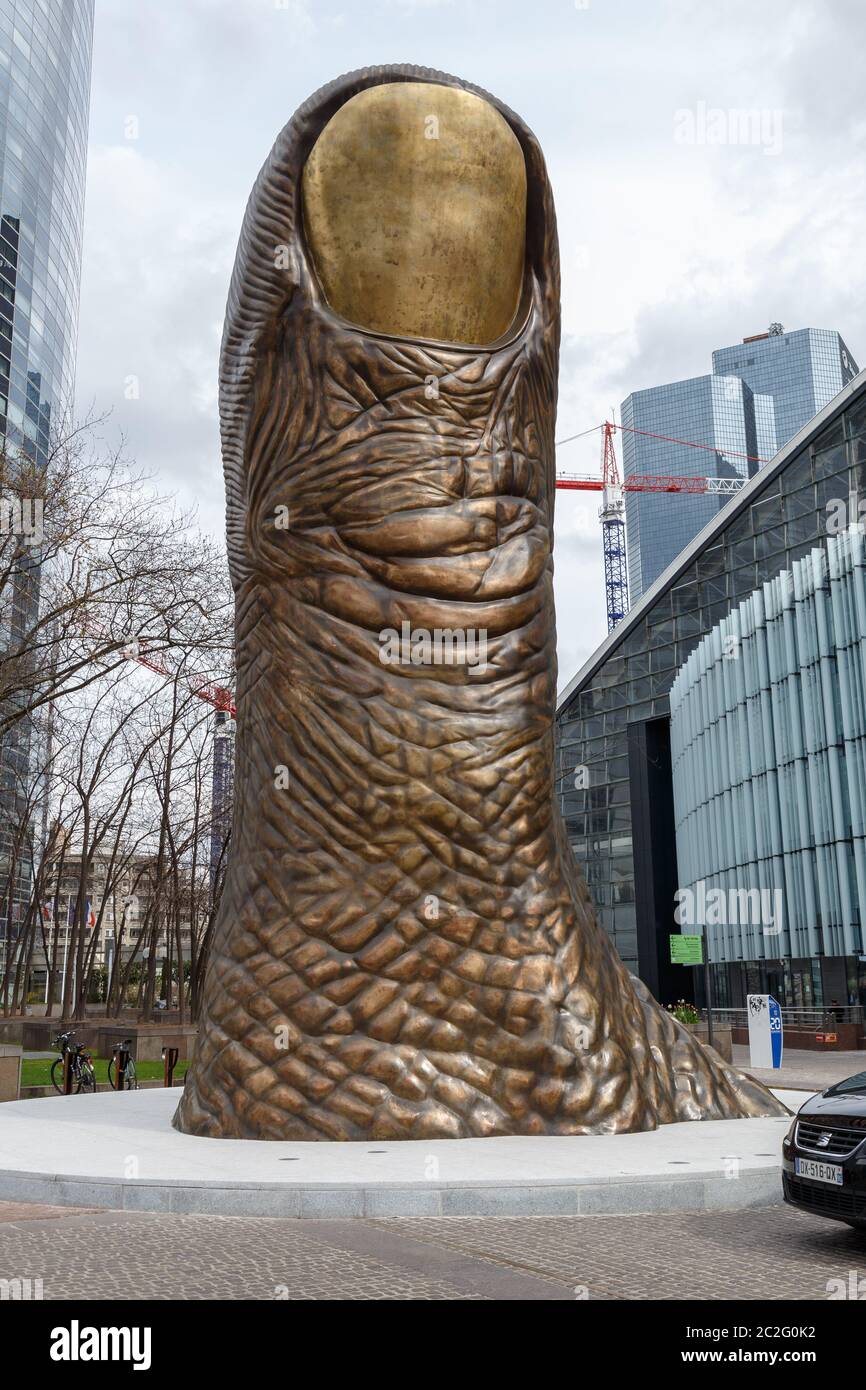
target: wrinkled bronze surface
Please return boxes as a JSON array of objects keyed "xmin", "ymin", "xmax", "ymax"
[
  {"xmin": 176, "ymin": 65, "xmax": 787, "ymax": 1141},
  {"xmin": 302, "ymin": 82, "xmax": 526, "ymax": 344}
]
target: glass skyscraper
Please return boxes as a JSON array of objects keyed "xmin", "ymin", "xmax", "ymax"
[
  {"xmin": 555, "ymin": 369, "xmax": 866, "ymax": 1016},
  {"xmin": 0, "ymin": 0, "xmax": 95, "ymax": 941},
  {"xmin": 712, "ymin": 328, "xmax": 858, "ymax": 452},
  {"xmin": 0, "ymin": 0, "xmax": 93, "ymax": 456},
  {"xmin": 623, "ymin": 327, "xmax": 859, "ymax": 605}
]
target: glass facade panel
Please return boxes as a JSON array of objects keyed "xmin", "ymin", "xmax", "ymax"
[
  {"xmin": 671, "ymin": 530, "xmax": 866, "ymax": 964},
  {"xmin": 556, "ymin": 384, "xmax": 866, "ymax": 977}
]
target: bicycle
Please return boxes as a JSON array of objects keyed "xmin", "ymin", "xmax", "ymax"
[
  {"xmin": 50, "ymin": 1032, "xmax": 97, "ymax": 1094},
  {"xmin": 107, "ymin": 1038, "xmax": 139, "ymax": 1090}
]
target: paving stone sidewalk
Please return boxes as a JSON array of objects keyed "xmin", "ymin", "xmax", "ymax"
[
  {"xmin": 734, "ymin": 1045, "xmax": 865, "ymax": 1092},
  {"xmin": 0, "ymin": 1202, "xmax": 863, "ymax": 1300}
]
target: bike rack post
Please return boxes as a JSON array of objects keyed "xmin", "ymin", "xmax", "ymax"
[
  {"xmin": 114, "ymin": 1047, "xmax": 129, "ymax": 1091},
  {"xmin": 162, "ymin": 1046, "xmax": 179, "ymax": 1087},
  {"xmin": 62, "ymin": 1050, "xmax": 73, "ymax": 1095}
]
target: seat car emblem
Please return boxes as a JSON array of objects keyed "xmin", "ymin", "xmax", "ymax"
[{"xmin": 816, "ymin": 1132, "xmax": 833, "ymax": 1148}]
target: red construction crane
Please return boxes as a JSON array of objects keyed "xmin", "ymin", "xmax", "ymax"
[
  {"xmin": 554, "ymin": 420, "xmax": 763, "ymax": 629},
  {"xmin": 554, "ymin": 420, "xmax": 753, "ymax": 494},
  {"xmin": 120, "ymin": 638, "xmax": 235, "ymax": 717}
]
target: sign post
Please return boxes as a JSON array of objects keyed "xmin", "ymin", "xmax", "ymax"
[
  {"xmin": 747, "ymin": 993, "xmax": 783, "ymax": 1070},
  {"xmin": 669, "ymin": 933, "xmax": 714, "ymax": 1050}
]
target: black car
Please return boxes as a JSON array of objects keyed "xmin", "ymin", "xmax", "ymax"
[{"xmin": 783, "ymin": 1069, "xmax": 866, "ymax": 1230}]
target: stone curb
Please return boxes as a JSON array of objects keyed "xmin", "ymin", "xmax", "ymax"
[
  {"xmin": 16, "ymin": 1080, "xmax": 184, "ymax": 1100},
  {"xmin": 0, "ymin": 1163, "xmax": 782, "ymax": 1219}
]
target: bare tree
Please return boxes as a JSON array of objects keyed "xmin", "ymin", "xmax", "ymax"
[
  {"xmin": 0, "ymin": 410, "xmax": 235, "ymax": 1017},
  {"xmin": 0, "ymin": 413, "xmax": 231, "ymax": 740}
]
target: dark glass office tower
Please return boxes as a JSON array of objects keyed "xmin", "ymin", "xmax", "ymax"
[
  {"xmin": 623, "ymin": 327, "xmax": 859, "ymax": 605},
  {"xmin": 0, "ymin": 1, "xmax": 95, "ymax": 944}
]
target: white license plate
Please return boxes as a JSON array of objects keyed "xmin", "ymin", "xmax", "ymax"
[{"xmin": 796, "ymin": 1157, "xmax": 843, "ymax": 1186}]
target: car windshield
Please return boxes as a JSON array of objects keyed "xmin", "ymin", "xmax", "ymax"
[{"xmin": 830, "ymin": 1071, "xmax": 866, "ymax": 1094}]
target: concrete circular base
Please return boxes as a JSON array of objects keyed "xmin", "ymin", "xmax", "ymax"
[{"xmin": 0, "ymin": 1088, "xmax": 799, "ymax": 1219}]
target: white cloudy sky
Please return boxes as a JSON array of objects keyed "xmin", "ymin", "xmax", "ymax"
[{"xmin": 75, "ymin": 0, "xmax": 866, "ymax": 687}]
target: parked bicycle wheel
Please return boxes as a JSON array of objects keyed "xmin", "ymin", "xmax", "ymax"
[
  {"xmin": 107, "ymin": 1056, "xmax": 139, "ymax": 1090},
  {"xmin": 51, "ymin": 1055, "xmax": 96, "ymax": 1094},
  {"xmin": 77, "ymin": 1058, "xmax": 97, "ymax": 1092}
]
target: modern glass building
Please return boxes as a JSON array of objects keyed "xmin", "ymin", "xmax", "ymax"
[
  {"xmin": 670, "ymin": 529, "xmax": 866, "ymax": 1007},
  {"xmin": 555, "ymin": 368, "xmax": 866, "ymax": 1013},
  {"xmin": 623, "ymin": 326, "xmax": 859, "ymax": 604},
  {"xmin": 0, "ymin": 0, "xmax": 95, "ymax": 942},
  {"xmin": 713, "ymin": 327, "xmax": 859, "ymax": 452},
  {"xmin": 0, "ymin": 0, "xmax": 93, "ymax": 455}
]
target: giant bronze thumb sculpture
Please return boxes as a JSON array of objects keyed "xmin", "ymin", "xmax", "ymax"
[{"xmin": 176, "ymin": 65, "xmax": 786, "ymax": 1140}]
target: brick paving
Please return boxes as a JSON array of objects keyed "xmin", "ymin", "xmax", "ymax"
[
  {"xmin": 733, "ymin": 1045, "xmax": 865, "ymax": 1092},
  {"xmin": 0, "ymin": 1201, "xmax": 863, "ymax": 1299},
  {"xmin": 377, "ymin": 1207, "xmax": 866, "ymax": 1300}
]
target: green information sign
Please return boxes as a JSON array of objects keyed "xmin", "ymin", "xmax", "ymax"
[{"xmin": 669, "ymin": 934, "xmax": 704, "ymax": 965}]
